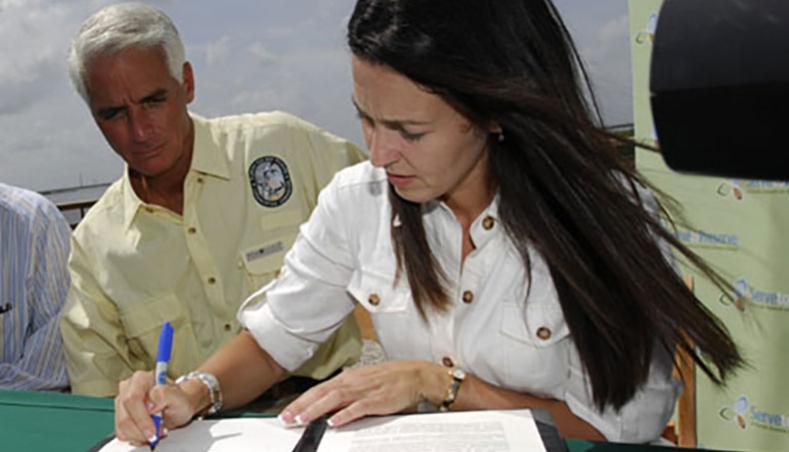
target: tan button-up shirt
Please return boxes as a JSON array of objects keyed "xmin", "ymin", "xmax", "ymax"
[{"xmin": 62, "ymin": 112, "xmax": 365, "ymax": 396}]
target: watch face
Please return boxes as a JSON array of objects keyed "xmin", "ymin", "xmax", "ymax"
[{"xmin": 451, "ymin": 368, "xmax": 466, "ymax": 380}]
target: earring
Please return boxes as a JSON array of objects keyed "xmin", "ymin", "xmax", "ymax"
[{"xmin": 496, "ymin": 132, "xmax": 505, "ymax": 143}]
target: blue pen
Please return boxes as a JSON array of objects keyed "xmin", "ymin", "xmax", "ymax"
[{"xmin": 149, "ymin": 321, "xmax": 174, "ymax": 450}]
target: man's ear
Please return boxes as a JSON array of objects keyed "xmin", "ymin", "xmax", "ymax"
[{"xmin": 182, "ymin": 62, "xmax": 195, "ymax": 103}]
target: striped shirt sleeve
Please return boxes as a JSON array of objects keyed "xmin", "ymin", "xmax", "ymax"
[{"xmin": 0, "ymin": 185, "xmax": 71, "ymax": 390}]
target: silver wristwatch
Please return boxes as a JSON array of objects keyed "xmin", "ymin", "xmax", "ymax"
[{"xmin": 175, "ymin": 371, "xmax": 223, "ymax": 417}]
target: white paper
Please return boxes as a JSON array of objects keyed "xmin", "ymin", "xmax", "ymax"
[
  {"xmin": 98, "ymin": 418, "xmax": 302, "ymax": 452},
  {"xmin": 320, "ymin": 410, "xmax": 546, "ymax": 452},
  {"xmin": 100, "ymin": 409, "xmax": 546, "ymax": 452}
]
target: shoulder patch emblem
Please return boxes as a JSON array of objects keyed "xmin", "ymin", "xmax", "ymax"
[{"xmin": 249, "ymin": 156, "xmax": 292, "ymax": 207}]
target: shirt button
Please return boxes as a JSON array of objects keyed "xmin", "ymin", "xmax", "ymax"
[
  {"xmin": 368, "ymin": 293, "xmax": 381, "ymax": 306},
  {"xmin": 442, "ymin": 356, "xmax": 454, "ymax": 367},
  {"xmin": 197, "ymin": 177, "xmax": 204, "ymax": 184},
  {"xmin": 237, "ymin": 259, "xmax": 244, "ymax": 269},
  {"xmin": 482, "ymin": 216, "xmax": 495, "ymax": 230},
  {"xmin": 187, "ymin": 227, "xmax": 197, "ymax": 234},
  {"xmin": 207, "ymin": 277, "xmax": 216, "ymax": 285},
  {"xmin": 224, "ymin": 323, "xmax": 232, "ymax": 332},
  {"xmin": 536, "ymin": 327, "xmax": 552, "ymax": 340},
  {"xmin": 462, "ymin": 290, "xmax": 474, "ymax": 304}
]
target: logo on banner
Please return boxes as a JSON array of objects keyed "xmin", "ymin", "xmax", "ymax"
[
  {"xmin": 720, "ymin": 395, "xmax": 789, "ymax": 433},
  {"xmin": 635, "ymin": 12, "xmax": 659, "ymax": 45},
  {"xmin": 676, "ymin": 229, "xmax": 739, "ymax": 251},
  {"xmin": 716, "ymin": 179, "xmax": 789, "ymax": 200},
  {"xmin": 719, "ymin": 277, "xmax": 789, "ymax": 312},
  {"xmin": 249, "ymin": 156, "xmax": 292, "ymax": 207}
]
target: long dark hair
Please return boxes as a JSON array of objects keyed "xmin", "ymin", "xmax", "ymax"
[{"xmin": 348, "ymin": 0, "xmax": 744, "ymax": 411}]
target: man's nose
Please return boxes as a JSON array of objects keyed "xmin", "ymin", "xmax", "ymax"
[{"xmin": 128, "ymin": 108, "xmax": 152, "ymax": 142}]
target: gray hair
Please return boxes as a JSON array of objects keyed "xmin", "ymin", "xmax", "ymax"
[{"xmin": 68, "ymin": 2, "xmax": 186, "ymax": 103}]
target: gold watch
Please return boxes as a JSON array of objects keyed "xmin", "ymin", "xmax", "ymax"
[{"xmin": 439, "ymin": 367, "xmax": 466, "ymax": 412}]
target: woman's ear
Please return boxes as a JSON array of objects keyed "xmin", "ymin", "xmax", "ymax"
[{"xmin": 487, "ymin": 121, "xmax": 504, "ymax": 143}]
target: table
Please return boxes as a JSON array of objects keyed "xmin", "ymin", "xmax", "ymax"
[{"xmin": 0, "ymin": 390, "xmax": 685, "ymax": 451}]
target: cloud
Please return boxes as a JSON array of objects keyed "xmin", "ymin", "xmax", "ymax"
[
  {"xmin": 203, "ymin": 35, "xmax": 232, "ymax": 67},
  {"xmin": 0, "ymin": 1, "xmax": 73, "ymax": 115},
  {"xmin": 247, "ymin": 42, "xmax": 277, "ymax": 66},
  {"xmin": 0, "ymin": 0, "xmax": 632, "ymax": 192}
]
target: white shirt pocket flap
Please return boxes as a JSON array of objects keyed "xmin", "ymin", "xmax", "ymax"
[
  {"xmin": 500, "ymin": 302, "xmax": 569, "ymax": 348},
  {"xmin": 347, "ymin": 268, "xmax": 409, "ymax": 313}
]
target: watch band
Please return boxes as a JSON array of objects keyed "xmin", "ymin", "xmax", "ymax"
[
  {"xmin": 175, "ymin": 371, "xmax": 223, "ymax": 417},
  {"xmin": 439, "ymin": 367, "xmax": 466, "ymax": 412}
]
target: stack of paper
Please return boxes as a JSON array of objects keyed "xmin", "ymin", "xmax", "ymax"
[{"xmin": 101, "ymin": 409, "xmax": 549, "ymax": 451}]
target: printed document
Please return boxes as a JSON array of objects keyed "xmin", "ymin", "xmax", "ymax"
[{"xmin": 100, "ymin": 409, "xmax": 547, "ymax": 451}]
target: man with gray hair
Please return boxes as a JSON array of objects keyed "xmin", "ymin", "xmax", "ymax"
[{"xmin": 61, "ymin": 2, "xmax": 364, "ymax": 399}]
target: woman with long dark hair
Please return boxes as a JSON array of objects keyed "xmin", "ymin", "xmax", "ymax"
[{"xmin": 115, "ymin": 0, "xmax": 743, "ymax": 445}]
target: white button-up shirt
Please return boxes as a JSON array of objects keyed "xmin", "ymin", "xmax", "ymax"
[{"xmin": 240, "ymin": 161, "xmax": 680, "ymax": 442}]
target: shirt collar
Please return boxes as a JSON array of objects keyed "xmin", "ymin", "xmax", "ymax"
[
  {"xmin": 189, "ymin": 113, "xmax": 230, "ymax": 180},
  {"xmin": 428, "ymin": 193, "xmax": 500, "ymax": 223},
  {"xmin": 120, "ymin": 169, "xmax": 145, "ymax": 231},
  {"xmin": 120, "ymin": 113, "xmax": 230, "ymax": 230}
]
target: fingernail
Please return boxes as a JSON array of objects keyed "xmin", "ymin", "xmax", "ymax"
[
  {"xmin": 294, "ymin": 415, "xmax": 305, "ymax": 426},
  {"xmin": 327, "ymin": 418, "xmax": 336, "ymax": 428},
  {"xmin": 162, "ymin": 428, "xmax": 169, "ymax": 436},
  {"xmin": 147, "ymin": 402, "xmax": 155, "ymax": 411},
  {"xmin": 147, "ymin": 434, "xmax": 158, "ymax": 444}
]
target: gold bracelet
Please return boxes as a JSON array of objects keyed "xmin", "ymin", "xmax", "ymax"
[{"xmin": 439, "ymin": 367, "xmax": 466, "ymax": 412}]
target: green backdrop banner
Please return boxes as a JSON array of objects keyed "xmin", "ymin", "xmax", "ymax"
[{"xmin": 628, "ymin": 1, "xmax": 789, "ymax": 451}]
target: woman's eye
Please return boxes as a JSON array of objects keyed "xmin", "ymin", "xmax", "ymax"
[{"xmin": 400, "ymin": 131, "xmax": 425, "ymax": 142}]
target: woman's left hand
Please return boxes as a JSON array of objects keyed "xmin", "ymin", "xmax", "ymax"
[{"xmin": 279, "ymin": 360, "xmax": 446, "ymax": 428}]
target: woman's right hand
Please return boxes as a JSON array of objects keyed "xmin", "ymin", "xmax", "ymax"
[{"xmin": 114, "ymin": 370, "xmax": 201, "ymax": 446}]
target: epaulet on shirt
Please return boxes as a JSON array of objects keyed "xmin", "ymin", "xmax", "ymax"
[{"xmin": 208, "ymin": 110, "xmax": 317, "ymax": 133}]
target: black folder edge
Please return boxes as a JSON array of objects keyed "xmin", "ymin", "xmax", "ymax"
[
  {"xmin": 532, "ymin": 408, "xmax": 568, "ymax": 452},
  {"xmin": 292, "ymin": 414, "xmax": 329, "ymax": 452},
  {"xmin": 88, "ymin": 434, "xmax": 113, "ymax": 452}
]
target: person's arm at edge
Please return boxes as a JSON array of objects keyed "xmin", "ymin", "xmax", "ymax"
[{"xmin": 0, "ymin": 206, "xmax": 70, "ymax": 390}]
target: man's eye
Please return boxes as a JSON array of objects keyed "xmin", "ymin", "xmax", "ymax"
[
  {"xmin": 146, "ymin": 96, "xmax": 166, "ymax": 105},
  {"xmin": 98, "ymin": 109, "xmax": 121, "ymax": 120}
]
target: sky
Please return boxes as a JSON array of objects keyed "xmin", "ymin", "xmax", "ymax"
[{"xmin": 0, "ymin": 0, "xmax": 632, "ymax": 192}]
